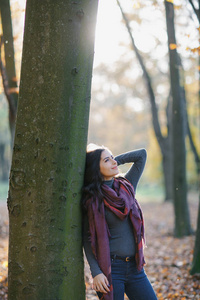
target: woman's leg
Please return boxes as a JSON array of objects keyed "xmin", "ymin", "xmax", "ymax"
[
  {"xmin": 96, "ymin": 259, "xmax": 125, "ymax": 300},
  {"xmin": 125, "ymin": 262, "xmax": 157, "ymax": 300},
  {"xmin": 111, "ymin": 259, "xmax": 126, "ymax": 300}
]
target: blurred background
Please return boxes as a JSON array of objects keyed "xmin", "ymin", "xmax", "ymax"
[{"xmin": 0, "ymin": 0, "xmax": 199, "ymax": 203}]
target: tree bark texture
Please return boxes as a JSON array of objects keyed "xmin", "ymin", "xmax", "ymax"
[
  {"xmin": 0, "ymin": 0, "xmax": 18, "ymax": 143},
  {"xmin": 165, "ymin": 0, "xmax": 192, "ymax": 237},
  {"xmin": 8, "ymin": 0, "xmax": 98, "ymax": 299}
]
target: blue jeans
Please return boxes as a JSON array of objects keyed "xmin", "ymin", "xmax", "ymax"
[{"xmin": 97, "ymin": 257, "xmax": 157, "ymax": 300}]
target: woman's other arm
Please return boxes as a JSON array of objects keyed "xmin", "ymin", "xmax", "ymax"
[{"xmin": 115, "ymin": 149, "xmax": 147, "ymax": 191}]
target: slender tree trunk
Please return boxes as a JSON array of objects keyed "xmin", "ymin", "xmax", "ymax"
[
  {"xmin": 0, "ymin": 143, "xmax": 9, "ymax": 181},
  {"xmin": 165, "ymin": 0, "xmax": 192, "ymax": 237},
  {"xmin": 190, "ymin": 198, "xmax": 200, "ymax": 274},
  {"xmin": 8, "ymin": 0, "xmax": 98, "ymax": 299},
  {"xmin": 0, "ymin": 0, "xmax": 18, "ymax": 143},
  {"xmin": 187, "ymin": 119, "xmax": 200, "ymax": 176},
  {"xmin": 162, "ymin": 143, "xmax": 173, "ymax": 201}
]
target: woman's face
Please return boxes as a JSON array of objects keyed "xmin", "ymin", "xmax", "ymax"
[{"xmin": 99, "ymin": 149, "xmax": 119, "ymax": 181}]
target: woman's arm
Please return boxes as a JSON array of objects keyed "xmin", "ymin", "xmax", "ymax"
[
  {"xmin": 83, "ymin": 214, "xmax": 103, "ymax": 277},
  {"xmin": 115, "ymin": 148, "xmax": 147, "ymax": 191},
  {"xmin": 83, "ymin": 215, "xmax": 110, "ymax": 293}
]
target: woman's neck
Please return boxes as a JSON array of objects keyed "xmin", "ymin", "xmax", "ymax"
[{"xmin": 103, "ymin": 178, "xmax": 114, "ymax": 188}]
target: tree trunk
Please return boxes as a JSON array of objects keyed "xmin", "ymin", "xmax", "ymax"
[
  {"xmin": 165, "ymin": 0, "xmax": 192, "ymax": 237},
  {"xmin": 190, "ymin": 198, "xmax": 200, "ymax": 274},
  {"xmin": 0, "ymin": 0, "xmax": 18, "ymax": 144},
  {"xmin": 8, "ymin": 0, "xmax": 98, "ymax": 299},
  {"xmin": 0, "ymin": 143, "xmax": 9, "ymax": 181},
  {"xmin": 162, "ymin": 142, "xmax": 173, "ymax": 201}
]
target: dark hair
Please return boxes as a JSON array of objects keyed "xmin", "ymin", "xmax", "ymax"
[{"xmin": 81, "ymin": 144, "xmax": 106, "ymax": 210}]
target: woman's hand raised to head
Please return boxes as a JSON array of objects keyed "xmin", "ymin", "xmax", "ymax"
[{"xmin": 93, "ymin": 273, "xmax": 110, "ymax": 294}]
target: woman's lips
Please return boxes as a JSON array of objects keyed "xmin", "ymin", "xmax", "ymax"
[{"xmin": 112, "ymin": 166, "xmax": 118, "ymax": 169}]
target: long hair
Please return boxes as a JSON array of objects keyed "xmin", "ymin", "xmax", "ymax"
[{"xmin": 82, "ymin": 144, "xmax": 106, "ymax": 210}]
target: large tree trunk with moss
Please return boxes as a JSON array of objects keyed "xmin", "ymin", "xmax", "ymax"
[
  {"xmin": 0, "ymin": 0, "xmax": 18, "ymax": 143},
  {"xmin": 7, "ymin": 0, "xmax": 98, "ymax": 299},
  {"xmin": 165, "ymin": 0, "xmax": 192, "ymax": 237}
]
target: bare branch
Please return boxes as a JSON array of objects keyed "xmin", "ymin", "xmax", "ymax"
[
  {"xmin": 188, "ymin": 0, "xmax": 200, "ymax": 22},
  {"xmin": 116, "ymin": 0, "xmax": 165, "ymax": 148}
]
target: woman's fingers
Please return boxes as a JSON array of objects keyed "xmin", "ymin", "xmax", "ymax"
[
  {"xmin": 98, "ymin": 279, "xmax": 110, "ymax": 293},
  {"xmin": 104, "ymin": 276, "xmax": 109, "ymax": 286},
  {"xmin": 93, "ymin": 273, "xmax": 110, "ymax": 293}
]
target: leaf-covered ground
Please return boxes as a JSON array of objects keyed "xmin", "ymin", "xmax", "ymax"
[{"xmin": 0, "ymin": 197, "xmax": 200, "ymax": 299}]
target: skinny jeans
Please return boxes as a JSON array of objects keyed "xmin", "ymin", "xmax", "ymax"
[{"xmin": 97, "ymin": 257, "xmax": 157, "ymax": 300}]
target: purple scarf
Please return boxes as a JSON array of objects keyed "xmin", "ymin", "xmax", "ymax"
[{"xmin": 86, "ymin": 177, "xmax": 145, "ymax": 300}]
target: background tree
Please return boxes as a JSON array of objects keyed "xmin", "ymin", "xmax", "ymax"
[
  {"xmin": 0, "ymin": 0, "xmax": 18, "ymax": 144},
  {"xmin": 186, "ymin": 0, "xmax": 200, "ymax": 176},
  {"xmin": 117, "ymin": 0, "xmax": 173, "ymax": 202},
  {"xmin": 8, "ymin": 0, "xmax": 98, "ymax": 299},
  {"xmin": 116, "ymin": 0, "xmax": 199, "ymax": 202},
  {"xmin": 0, "ymin": 94, "xmax": 10, "ymax": 181},
  {"xmin": 165, "ymin": 0, "xmax": 192, "ymax": 237},
  {"xmin": 190, "ymin": 198, "xmax": 200, "ymax": 274}
]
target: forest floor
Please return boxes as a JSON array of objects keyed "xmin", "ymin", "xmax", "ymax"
[{"xmin": 0, "ymin": 195, "xmax": 200, "ymax": 300}]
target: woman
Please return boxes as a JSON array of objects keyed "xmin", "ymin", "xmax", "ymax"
[{"xmin": 82, "ymin": 144, "xmax": 157, "ymax": 300}]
